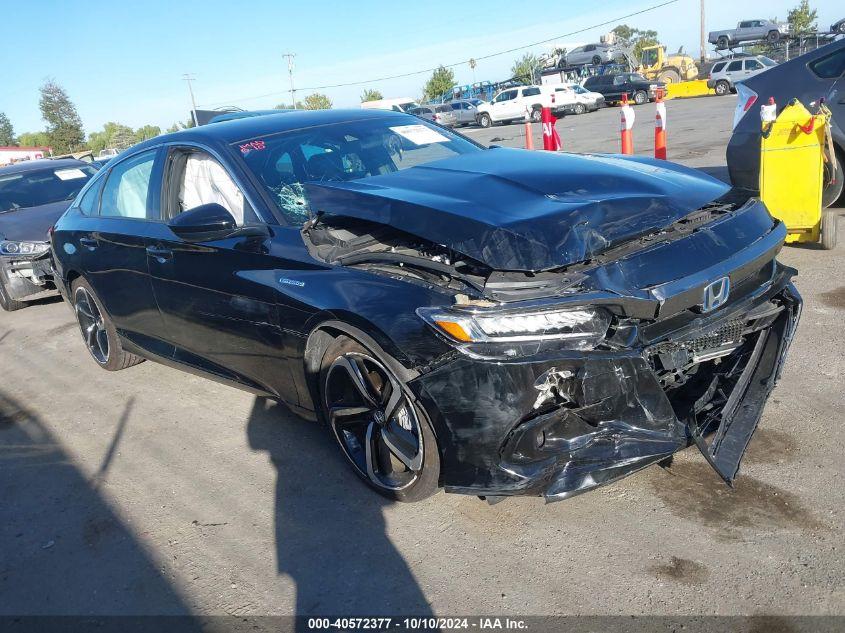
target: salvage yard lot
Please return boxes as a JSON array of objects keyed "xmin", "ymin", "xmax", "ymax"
[{"xmin": 1, "ymin": 96, "xmax": 843, "ymax": 618}]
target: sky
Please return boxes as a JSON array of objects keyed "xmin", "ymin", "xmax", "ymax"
[{"xmin": 1, "ymin": 0, "xmax": 841, "ymax": 137}]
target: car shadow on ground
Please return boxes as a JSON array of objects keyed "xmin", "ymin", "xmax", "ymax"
[
  {"xmin": 0, "ymin": 389, "xmax": 192, "ymax": 617},
  {"xmin": 246, "ymin": 397, "xmax": 434, "ymax": 617}
]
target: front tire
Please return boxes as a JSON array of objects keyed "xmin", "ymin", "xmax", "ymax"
[
  {"xmin": 820, "ymin": 211, "xmax": 838, "ymax": 250},
  {"xmin": 573, "ymin": 103, "xmax": 586, "ymax": 115},
  {"xmin": 478, "ymin": 113, "xmax": 492, "ymax": 128},
  {"xmin": 658, "ymin": 69, "xmax": 681, "ymax": 84},
  {"xmin": 715, "ymin": 80, "xmax": 731, "ymax": 96},
  {"xmin": 768, "ymin": 30, "xmax": 780, "ymax": 42},
  {"xmin": 633, "ymin": 90, "xmax": 648, "ymax": 105},
  {"xmin": 319, "ymin": 335, "xmax": 440, "ymax": 502},
  {"xmin": 0, "ymin": 269, "xmax": 26, "ymax": 312},
  {"xmin": 71, "ymin": 278, "xmax": 143, "ymax": 371}
]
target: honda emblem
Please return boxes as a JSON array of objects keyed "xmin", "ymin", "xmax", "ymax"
[{"xmin": 701, "ymin": 277, "xmax": 730, "ymax": 313}]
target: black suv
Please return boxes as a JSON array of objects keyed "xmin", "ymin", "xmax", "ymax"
[{"xmin": 582, "ymin": 72, "xmax": 663, "ymax": 105}]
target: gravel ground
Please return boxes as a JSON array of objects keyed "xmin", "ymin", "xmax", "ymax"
[{"xmin": 0, "ymin": 95, "xmax": 842, "ymax": 623}]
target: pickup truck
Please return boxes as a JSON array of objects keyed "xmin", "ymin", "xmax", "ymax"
[
  {"xmin": 475, "ymin": 85, "xmax": 560, "ymax": 127},
  {"xmin": 709, "ymin": 19, "xmax": 789, "ymax": 50}
]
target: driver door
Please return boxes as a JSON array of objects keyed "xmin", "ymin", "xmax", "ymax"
[{"xmin": 146, "ymin": 145, "xmax": 286, "ymax": 394}]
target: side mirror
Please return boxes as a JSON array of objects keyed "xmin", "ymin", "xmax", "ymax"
[{"xmin": 169, "ymin": 203, "xmax": 237, "ymax": 242}]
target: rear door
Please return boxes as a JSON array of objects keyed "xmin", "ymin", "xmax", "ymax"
[
  {"xmin": 81, "ymin": 148, "xmax": 169, "ymax": 353},
  {"xmin": 146, "ymin": 145, "xmax": 287, "ymax": 394},
  {"xmin": 725, "ymin": 60, "xmax": 744, "ymax": 83}
]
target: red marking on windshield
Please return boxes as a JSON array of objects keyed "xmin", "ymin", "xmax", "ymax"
[{"xmin": 239, "ymin": 140, "xmax": 266, "ymax": 154}]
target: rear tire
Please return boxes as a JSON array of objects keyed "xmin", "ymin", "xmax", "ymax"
[
  {"xmin": 71, "ymin": 277, "xmax": 144, "ymax": 371},
  {"xmin": 715, "ymin": 80, "xmax": 731, "ymax": 96},
  {"xmin": 822, "ymin": 147, "xmax": 844, "ymax": 208},
  {"xmin": 0, "ymin": 269, "xmax": 26, "ymax": 312},
  {"xmin": 318, "ymin": 335, "xmax": 440, "ymax": 502},
  {"xmin": 820, "ymin": 211, "xmax": 838, "ymax": 250},
  {"xmin": 530, "ymin": 106, "xmax": 542, "ymax": 123},
  {"xmin": 591, "ymin": 55, "xmax": 602, "ymax": 66},
  {"xmin": 717, "ymin": 36, "xmax": 729, "ymax": 50}
]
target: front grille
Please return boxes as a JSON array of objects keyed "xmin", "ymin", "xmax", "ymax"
[{"xmin": 647, "ymin": 319, "xmax": 744, "ymax": 357}]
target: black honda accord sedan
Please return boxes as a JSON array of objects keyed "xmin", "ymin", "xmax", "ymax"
[{"xmin": 51, "ymin": 109, "xmax": 801, "ymax": 502}]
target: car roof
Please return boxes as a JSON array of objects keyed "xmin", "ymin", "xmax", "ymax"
[
  {"xmin": 0, "ymin": 158, "xmax": 92, "ymax": 175},
  {"xmin": 131, "ymin": 108, "xmax": 412, "ymax": 152}
]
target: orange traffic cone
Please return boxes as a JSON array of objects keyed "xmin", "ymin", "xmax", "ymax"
[
  {"xmin": 524, "ymin": 111, "xmax": 534, "ymax": 150},
  {"xmin": 654, "ymin": 89, "xmax": 667, "ymax": 159}
]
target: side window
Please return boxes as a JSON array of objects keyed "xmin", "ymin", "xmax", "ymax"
[
  {"xmin": 78, "ymin": 177, "xmax": 104, "ymax": 216},
  {"xmin": 613, "ymin": 75, "xmax": 626, "ymax": 86},
  {"xmin": 523, "ymin": 87, "xmax": 541, "ymax": 97},
  {"xmin": 175, "ymin": 151, "xmax": 258, "ymax": 226},
  {"xmin": 712, "ymin": 62, "xmax": 727, "ymax": 73},
  {"xmin": 100, "ymin": 150, "xmax": 157, "ymax": 219},
  {"xmin": 745, "ymin": 60, "xmax": 762, "ymax": 70},
  {"xmin": 739, "ymin": 21, "xmax": 751, "ymax": 28},
  {"xmin": 585, "ymin": 45, "xmax": 595, "ymax": 51},
  {"xmin": 809, "ymin": 49, "xmax": 845, "ymax": 79},
  {"xmin": 727, "ymin": 60, "xmax": 743, "ymax": 72}
]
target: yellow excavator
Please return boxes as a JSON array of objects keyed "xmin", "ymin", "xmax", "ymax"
[{"xmin": 636, "ymin": 45, "xmax": 699, "ymax": 83}]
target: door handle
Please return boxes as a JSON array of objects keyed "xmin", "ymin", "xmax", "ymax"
[
  {"xmin": 79, "ymin": 237, "xmax": 98, "ymax": 251},
  {"xmin": 145, "ymin": 245, "xmax": 173, "ymax": 262}
]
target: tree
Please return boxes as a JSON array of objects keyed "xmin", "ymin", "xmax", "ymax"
[
  {"xmin": 612, "ymin": 24, "xmax": 660, "ymax": 62},
  {"xmin": 302, "ymin": 93, "xmax": 332, "ymax": 110},
  {"xmin": 422, "ymin": 65, "xmax": 455, "ymax": 101},
  {"xmin": 275, "ymin": 101, "xmax": 304, "ymax": 110},
  {"xmin": 88, "ymin": 122, "xmax": 133, "ymax": 154},
  {"xmin": 361, "ymin": 88, "xmax": 383, "ymax": 102},
  {"xmin": 511, "ymin": 53, "xmax": 540, "ymax": 84},
  {"xmin": 39, "ymin": 80, "xmax": 85, "ymax": 154},
  {"xmin": 17, "ymin": 131, "xmax": 51, "ymax": 148},
  {"xmin": 788, "ymin": 0, "xmax": 817, "ymax": 36},
  {"xmin": 0, "ymin": 113, "xmax": 15, "ymax": 146},
  {"xmin": 134, "ymin": 125, "xmax": 161, "ymax": 143}
]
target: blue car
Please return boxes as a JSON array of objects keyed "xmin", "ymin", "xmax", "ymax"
[{"xmin": 51, "ymin": 109, "xmax": 800, "ymax": 502}]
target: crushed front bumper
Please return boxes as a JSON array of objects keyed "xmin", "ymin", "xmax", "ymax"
[
  {"xmin": 409, "ymin": 276, "xmax": 801, "ymax": 501},
  {"xmin": 1, "ymin": 254, "xmax": 55, "ymax": 301}
]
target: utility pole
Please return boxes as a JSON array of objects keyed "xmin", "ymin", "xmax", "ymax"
[
  {"xmin": 182, "ymin": 73, "xmax": 198, "ymax": 127},
  {"xmin": 282, "ymin": 53, "xmax": 296, "ymax": 109},
  {"xmin": 700, "ymin": 0, "xmax": 706, "ymax": 64}
]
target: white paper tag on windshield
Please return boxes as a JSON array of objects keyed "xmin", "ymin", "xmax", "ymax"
[
  {"xmin": 389, "ymin": 125, "xmax": 449, "ymax": 145},
  {"xmin": 54, "ymin": 168, "xmax": 87, "ymax": 180}
]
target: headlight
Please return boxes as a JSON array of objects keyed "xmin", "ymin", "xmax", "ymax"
[
  {"xmin": 0, "ymin": 241, "xmax": 50, "ymax": 256},
  {"xmin": 417, "ymin": 305, "xmax": 611, "ymax": 349}
]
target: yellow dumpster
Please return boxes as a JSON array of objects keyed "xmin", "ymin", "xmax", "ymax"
[{"xmin": 759, "ymin": 98, "xmax": 837, "ymax": 249}]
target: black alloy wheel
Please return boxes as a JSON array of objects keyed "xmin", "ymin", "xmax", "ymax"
[
  {"xmin": 74, "ymin": 285, "xmax": 109, "ymax": 365},
  {"xmin": 321, "ymin": 337, "xmax": 439, "ymax": 501},
  {"xmin": 71, "ymin": 278, "xmax": 143, "ymax": 371}
]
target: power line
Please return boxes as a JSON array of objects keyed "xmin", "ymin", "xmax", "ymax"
[{"xmin": 199, "ymin": 0, "xmax": 680, "ymax": 108}]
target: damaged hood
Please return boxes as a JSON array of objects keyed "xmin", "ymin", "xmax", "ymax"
[
  {"xmin": 0, "ymin": 201, "xmax": 69, "ymax": 243},
  {"xmin": 305, "ymin": 148, "xmax": 730, "ymax": 271}
]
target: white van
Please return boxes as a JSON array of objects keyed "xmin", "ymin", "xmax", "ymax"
[{"xmin": 360, "ymin": 97, "xmax": 420, "ymax": 113}]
